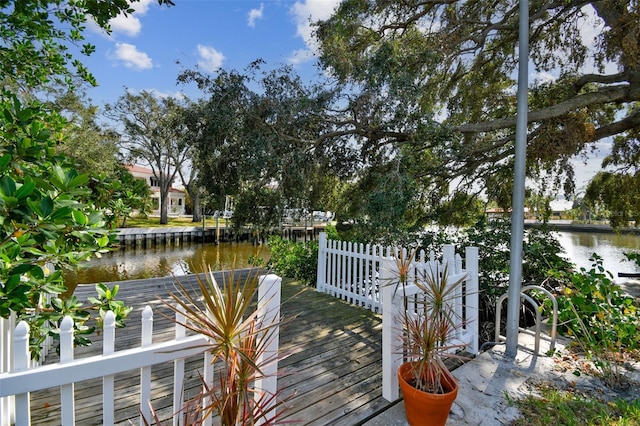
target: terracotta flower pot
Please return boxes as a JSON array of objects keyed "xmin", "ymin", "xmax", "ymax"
[{"xmin": 398, "ymin": 362, "xmax": 458, "ymax": 426}]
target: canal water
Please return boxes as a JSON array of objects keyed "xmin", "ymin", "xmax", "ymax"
[
  {"xmin": 66, "ymin": 229, "xmax": 640, "ymax": 288},
  {"xmin": 555, "ymin": 230, "xmax": 640, "ymax": 279},
  {"xmin": 65, "ymin": 241, "xmax": 270, "ymax": 288}
]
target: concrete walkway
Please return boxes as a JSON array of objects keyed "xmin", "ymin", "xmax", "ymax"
[{"xmin": 362, "ymin": 333, "xmax": 639, "ymax": 425}]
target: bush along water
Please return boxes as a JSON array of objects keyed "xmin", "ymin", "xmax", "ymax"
[
  {"xmin": 267, "ymin": 235, "xmax": 318, "ymax": 286},
  {"xmin": 545, "ymin": 254, "xmax": 640, "ymax": 387}
]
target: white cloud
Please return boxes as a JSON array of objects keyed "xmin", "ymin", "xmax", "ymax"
[
  {"xmin": 107, "ymin": 0, "xmax": 155, "ymax": 37},
  {"xmin": 248, "ymin": 3, "xmax": 264, "ymax": 28},
  {"xmin": 127, "ymin": 87, "xmax": 186, "ymax": 101},
  {"xmin": 110, "ymin": 14, "xmax": 142, "ymax": 37},
  {"xmin": 129, "ymin": 0, "xmax": 155, "ymax": 15},
  {"xmin": 288, "ymin": 48, "xmax": 315, "ymax": 65},
  {"xmin": 112, "ymin": 43, "xmax": 153, "ymax": 70},
  {"xmin": 197, "ymin": 45, "xmax": 225, "ymax": 72},
  {"xmin": 290, "ymin": 0, "xmax": 341, "ymax": 55},
  {"xmin": 533, "ymin": 71, "xmax": 557, "ymax": 84}
]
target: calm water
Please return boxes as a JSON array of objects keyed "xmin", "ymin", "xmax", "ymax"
[
  {"xmin": 65, "ymin": 241, "xmax": 270, "ymax": 287},
  {"xmin": 555, "ymin": 230, "xmax": 640, "ymax": 281},
  {"xmin": 65, "ymin": 230, "xmax": 640, "ymax": 287}
]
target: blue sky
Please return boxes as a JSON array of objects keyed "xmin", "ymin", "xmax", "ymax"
[{"xmin": 82, "ymin": 0, "xmax": 340, "ymax": 106}]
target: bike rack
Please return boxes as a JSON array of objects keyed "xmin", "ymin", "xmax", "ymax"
[{"xmin": 494, "ymin": 285, "xmax": 558, "ymax": 354}]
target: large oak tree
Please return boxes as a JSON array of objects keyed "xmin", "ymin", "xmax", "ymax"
[
  {"xmin": 314, "ymin": 0, "xmax": 639, "ymax": 204},
  {"xmin": 107, "ymin": 90, "xmax": 189, "ymax": 224},
  {"xmin": 179, "ymin": 62, "xmax": 357, "ymax": 233}
]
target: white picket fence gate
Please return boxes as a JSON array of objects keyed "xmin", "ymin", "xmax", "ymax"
[
  {"xmin": 315, "ymin": 232, "xmax": 479, "ymax": 401},
  {"xmin": 0, "ymin": 274, "xmax": 282, "ymax": 426}
]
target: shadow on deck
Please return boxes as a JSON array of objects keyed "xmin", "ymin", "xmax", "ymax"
[{"xmin": 30, "ymin": 272, "xmax": 389, "ymax": 425}]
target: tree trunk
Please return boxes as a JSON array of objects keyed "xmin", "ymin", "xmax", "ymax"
[
  {"xmin": 191, "ymin": 188, "xmax": 202, "ymax": 222},
  {"xmin": 160, "ymin": 183, "xmax": 170, "ymax": 224}
]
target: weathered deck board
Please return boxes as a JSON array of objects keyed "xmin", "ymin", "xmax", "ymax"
[{"xmin": 29, "ymin": 271, "xmax": 389, "ymax": 425}]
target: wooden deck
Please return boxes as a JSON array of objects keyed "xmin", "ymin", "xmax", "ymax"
[{"xmin": 29, "ymin": 272, "xmax": 390, "ymax": 425}]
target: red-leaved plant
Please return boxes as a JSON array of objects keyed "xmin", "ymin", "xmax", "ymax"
[
  {"xmin": 395, "ymin": 250, "xmax": 469, "ymax": 394},
  {"xmin": 144, "ymin": 266, "xmax": 292, "ymax": 425}
]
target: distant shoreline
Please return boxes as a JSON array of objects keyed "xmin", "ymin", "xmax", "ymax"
[{"xmin": 524, "ymin": 221, "xmax": 640, "ymax": 235}]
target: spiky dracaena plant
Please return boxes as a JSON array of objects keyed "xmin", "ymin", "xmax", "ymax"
[
  {"xmin": 395, "ymin": 251, "xmax": 468, "ymax": 394},
  {"xmin": 160, "ymin": 267, "xmax": 288, "ymax": 425}
]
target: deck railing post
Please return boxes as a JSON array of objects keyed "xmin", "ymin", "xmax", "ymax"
[
  {"xmin": 12, "ymin": 321, "xmax": 29, "ymax": 426},
  {"xmin": 381, "ymin": 257, "xmax": 402, "ymax": 402},
  {"xmin": 1, "ymin": 313, "xmax": 16, "ymax": 426},
  {"xmin": 59, "ymin": 316, "xmax": 75, "ymax": 426},
  {"xmin": 173, "ymin": 306, "xmax": 186, "ymax": 426},
  {"xmin": 316, "ymin": 232, "xmax": 327, "ymax": 292},
  {"xmin": 139, "ymin": 306, "xmax": 153, "ymax": 426},
  {"xmin": 103, "ymin": 311, "xmax": 116, "ymax": 425},
  {"xmin": 255, "ymin": 274, "xmax": 281, "ymax": 425},
  {"xmin": 466, "ymin": 246, "xmax": 480, "ymax": 355}
]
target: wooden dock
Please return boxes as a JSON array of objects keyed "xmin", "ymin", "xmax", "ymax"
[
  {"xmin": 115, "ymin": 224, "xmax": 326, "ymax": 248},
  {"xmin": 29, "ymin": 272, "xmax": 390, "ymax": 425}
]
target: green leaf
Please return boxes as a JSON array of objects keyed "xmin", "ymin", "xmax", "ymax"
[
  {"xmin": 42, "ymin": 282, "xmax": 67, "ymax": 294},
  {"xmin": 97, "ymin": 235, "xmax": 110, "ymax": 247},
  {"xmin": 15, "ymin": 178, "xmax": 36, "ymax": 200},
  {"xmin": 40, "ymin": 196, "xmax": 54, "ymax": 217},
  {"xmin": 67, "ymin": 173, "xmax": 89, "ymax": 189},
  {"xmin": 50, "ymin": 298, "xmax": 64, "ymax": 311},
  {"xmin": 9, "ymin": 263, "xmax": 35, "ymax": 275},
  {"xmin": 31, "ymin": 265, "xmax": 45, "ymax": 280},
  {"xmin": 0, "ymin": 154, "xmax": 11, "ymax": 169},
  {"xmin": 0, "ymin": 175, "xmax": 16, "ymax": 197},
  {"xmin": 50, "ymin": 206, "xmax": 73, "ymax": 220},
  {"xmin": 72, "ymin": 210, "xmax": 87, "ymax": 225},
  {"xmin": 95, "ymin": 283, "xmax": 108, "ymax": 297},
  {"xmin": 50, "ymin": 165, "xmax": 66, "ymax": 190}
]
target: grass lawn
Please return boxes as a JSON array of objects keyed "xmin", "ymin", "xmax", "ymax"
[{"xmin": 512, "ymin": 384, "xmax": 640, "ymax": 426}]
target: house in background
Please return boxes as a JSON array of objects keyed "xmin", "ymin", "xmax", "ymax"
[{"xmin": 126, "ymin": 165, "xmax": 186, "ymax": 216}]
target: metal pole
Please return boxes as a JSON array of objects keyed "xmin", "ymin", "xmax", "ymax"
[
  {"xmin": 506, "ymin": 0, "xmax": 529, "ymax": 358},
  {"xmin": 202, "ymin": 204, "xmax": 206, "ymax": 243}
]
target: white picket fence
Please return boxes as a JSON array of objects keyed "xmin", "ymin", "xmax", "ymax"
[
  {"xmin": 316, "ymin": 233, "xmax": 387, "ymax": 313},
  {"xmin": 0, "ymin": 313, "xmax": 16, "ymax": 426},
  {"xmin": 315, "ymin": 232, "xmax": 479, "ymax": 401},
  {"xmin": 0, "ymin": 274, "xmax": 282, "ymax": 426}
]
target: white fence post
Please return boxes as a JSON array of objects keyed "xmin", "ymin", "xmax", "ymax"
[
  {"xmin": 202, "ymin": 343, "xmax": 213, "ymax": 426},
  {"xmin": 140, "ymin": 306, "xmax": 153, "ymax": 426},
  {"xmin": 316, "ymin": 232, "xmax": 327, "ymax": 292},
  {"xmin": 255, "ymin": 274, "xmax": 282, "ymax": 425},
  {"xmin": 59, "ymin": 316, "xmax": 75, "ymax": 426},
  {"xmin": 466, "ymin": 246, "xmax": 480, "ymax": 355},
  {"xmin": 103, "ymin": 311, "xmax": 116, "ymax": 425},
  {"xmin": 12, "ymin": 321, "xmax": 29, "ymax": 426},
  {"xmin": 173, "ymin": 306, "xmax": 186, "ymax": 426},
  {"xmin": 381, "ymin": 257, "xmax": 402, "ymax": 402},
  {"xmin": 0, "ymin": 313, "xmax": 16, "ymax": 426}
]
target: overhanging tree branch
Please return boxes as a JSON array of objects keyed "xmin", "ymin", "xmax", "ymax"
[{"xmin": 457, "ymin": 85, "xmax": 637, "ymax": 136}]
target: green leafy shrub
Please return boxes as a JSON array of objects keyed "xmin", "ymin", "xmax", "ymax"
[
  {"xmin": 0, "ymin": 94, "xmax": 126, "ymax": 358},
  {"xmin": 88, "ymin": 283, "xmax": 133, "ymax": 328},
  {"xmin": 459, "ymin": 219, "xmax": 573, "ymax": 303},
  {"xmin": 267, "ymin": 235, "xmax": 318, "ymax": 285},
  {"xmin": 548, "ymin": 254, "xmax": 640, "ymax": 351}
]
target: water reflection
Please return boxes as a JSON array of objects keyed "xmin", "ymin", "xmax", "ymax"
[
  {"xmin": 65, "ymin": 230, "xmax": 640, "ymax": 287},
  {"xmin": 64, "ymin": 241, "xmax": 270, "ymax": 287},
  {"xmin": 555, "ymin": 231, "xmax": 640, "ymax": 279}
]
